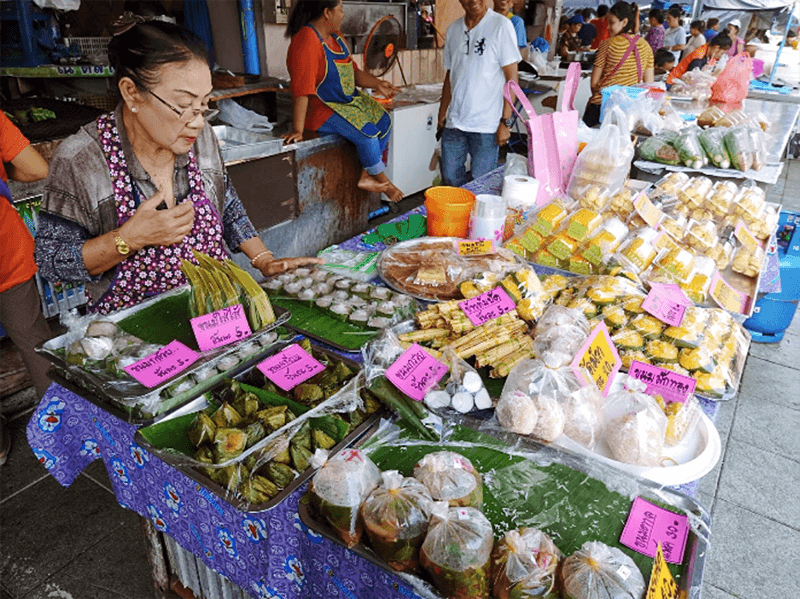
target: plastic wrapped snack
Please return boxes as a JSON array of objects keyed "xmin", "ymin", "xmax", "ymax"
[
  {"xmin": 637, "ymin": 135, "xmax": 681, "ymax": 165},
  {"xmin": 674, "ymin": 127, "xmax": 706, "ymax": 168},
  {"xmin": 531, "ymin": 202, "xmax": 569, "ymax": 237},
  {"xmin": 576, "ymin": 184, "xmax": 611, "ymax": 212},
  {"xmin": 604, "ymin": 379, "xmax": 668, "ymax": 467},
  {"xmin": 559, "ymin": 384, "xmax": 605, "ymax": 450},
  {"xmin": 609, "ymin": 187, "xmax": 637, "ymax": 220},
  {"xmin": 655, "ymin": 172, "xmax": 689, "ymax": 195},
  {"xmin": 706, "ymin": 181, "xmax": 736, "ymax": 218},
  {"xmin": 582, "ymin": 217, "xmax": 630, "ymax": 268},
  {"xmin": 532, "ymin": 305, "xmax": 591, "ymax": 368},
  {"xmin": 496, "ymin": 389, "xmax": 539, "ymax": 435},
  {"xmin": 654, "ymin": 395, "xmax": 702, "ymax": 447},
  {"xmin": 561, "ymin": 541, "xmax": 646, "ymax": 599},
  {"xmin": 566, "ymin": 208, "xmax": 603, "ymax": 242},
  {"xmin": 616, "ymin": 229, "xmax": 658, "ymax": 274},
  {"xmin": 732, "ymin": 244, "xmax": 765, "ymax": 278},
  {"xmin": 425, "ymin": 348, "xmax": 493, "ymax": 414},
  {"xmin": 697, "ymin": 105, "xmax": 726, "ymax": 128},
  {"xmin": 309, "ymin": 448, "xmax": 381, "ymax": 546},
  {"xmin": 414, "ymin": 451, "xmax": 483, "ymax": 508},
  {"xmin": 748, "ymin": 123, "xmax": 768, "ymax": 171},
  {"xmin": 681, "ymin": 255, "xmax": 716, "ymax": 304},
  {"xmin": 420, "ymin": 502, "xmax": 494, "ymax": 599},
  {"xmin": 678, "ymin": 176, "xmax": 713, "ymax": 209},
  {"xmin": 698, "ymin": 127, "xmax": 731, "ymax": 169},
  {"xmin": 723, "ymin": 126, "xmax": 754, "ymax": 171},
  {"xmin": 491, "ymin": 528, "xmax": 562, "ymax": 599},
  {"xmin": 360, "ymin": 470, "xmax": 434, "ymax": 572}
]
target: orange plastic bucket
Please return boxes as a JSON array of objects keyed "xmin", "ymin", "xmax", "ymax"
[{"xmin": 424, "ymin": 186, "xmax": 476, "ymax": 237}]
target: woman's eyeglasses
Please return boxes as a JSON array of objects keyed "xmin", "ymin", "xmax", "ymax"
[{"xmin": 146, "ymin": 88, "xmax": 219, "ymax": 123}]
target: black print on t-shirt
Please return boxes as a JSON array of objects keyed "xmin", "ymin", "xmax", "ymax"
[{"xmin": 475, "ymin": 38, "xmax": 486, "ymax": 55}]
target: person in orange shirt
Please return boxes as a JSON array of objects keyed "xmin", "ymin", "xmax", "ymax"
[
  {"xmin": 666, "ymin": 33, "xmax": 732, "ymax": 85},
  {"xmin": 590, "ymin": 4, "xmax": 610, "ymax": 50},
  {"xmin": 0, "ymin": 111, "xmax": 51, "ymax": 465}
]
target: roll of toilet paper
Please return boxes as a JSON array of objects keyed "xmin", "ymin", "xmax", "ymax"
[{"xmin": 502, "ymin": 175, "xmax": 539, "ymax": 211}]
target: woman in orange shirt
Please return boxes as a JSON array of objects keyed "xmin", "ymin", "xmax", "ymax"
[
  {"xmin": 666, "ymin": 33, "xmax": 732, "ymax": 85},
  {"xmin": 283, "ymin": 0, "xmax": 404, "ymax": 201},
  {"xmin": 584, "ymin": 1, "xmax": 654, "ymax": 127}
]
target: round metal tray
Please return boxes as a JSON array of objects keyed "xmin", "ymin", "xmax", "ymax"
[{"xmin": 375, "ymin": 236, "xmax": 526, "ymax": 302}]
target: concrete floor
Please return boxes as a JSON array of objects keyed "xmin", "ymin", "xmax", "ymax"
[{"xmin": 1, "ymin": 166, "xmax": 799, "ymax": 599}]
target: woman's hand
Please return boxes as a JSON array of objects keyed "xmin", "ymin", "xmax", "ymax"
[
  {"xmin": 282, "ymin": 130, "xmax": 304, "ymax": 145},
  {"xmin": 119, "ymin": 189, "xmax": 195, "ymax": 251},
  {"xmin": 374, "ymin": 80, "xmax": 402, "ymax": 99},
  {"xmin": 254, "ymin": 254, "xmax": 325, "ymax": 277}
]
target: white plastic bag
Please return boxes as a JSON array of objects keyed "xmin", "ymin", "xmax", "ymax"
[{"xmin": 216, "ymin": 98, "xmax": 274, "ymax": 133}]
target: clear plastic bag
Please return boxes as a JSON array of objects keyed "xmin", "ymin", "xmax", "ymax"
[
  {"xmin": 568, "ymin": 106, "xmax": 634, "ymax": 197},
  {"xmin": 490, "ymin": 527, "xmax": 562, "ymax": 599},
  {"xmin": 424, "ymin": 347, "xmax": 493, "ymax": 414},
  {"xmin": 413, "ymin": 451, "xmax": 483, "ymax": 508},
  {"xmin": 559, "ymin": 384, "xmax": 605, "ymax": 450},
  {"xmin": 420, "ymin": 502, "xmax": 494, "ymax": 599},
  {"xmin": 604, "ymin": 379, "xmax": 668, "ymax": 467},
  {"xmin": 308, "ymin": 448, "xmax": 381, "ymax": 546},
  {"xmin": 637, "ymin": 135, "xmax": 680, "ymax": 165},
  {"xmin": 723, "ymin": 126, "xmax": 754, "ymax": 171},
  {"xmin": 561, "ymin": 541, "xmax": 646, "ymax": 599},
  {"xmin": 360, "ymin": 470, "xmax": 434, "ymax": 571},
  {"xmin": 747, "ymin": 122, "xmax": 768, "ymax": 171},
  {"xmin": 656, "ymin": 395, "xmax": 702, "ymax": 447},
  {"xmin": 674, "ymin": 127, "xmax": 706, "ymax": 169},
  {"xmin": 698, "ymin": 127, "xmax": 731, "ymax": 169},
  {"xmin": 532, "ymin": 305, "xmax": 591, "ymax": 368}
]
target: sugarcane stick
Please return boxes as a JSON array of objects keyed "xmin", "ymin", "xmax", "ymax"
[
  {"xmin": 476, "ymin": 336, "xmax": 533, "ymax": 368},
  {"xmin": 398, "ymin": 328, "xmax": 450, "ymax": 343},
  {"xmin": 458, "ymin": 330, "xmax": 515, "ymax": 359},
  {"xmin": 490, "ymin": 348, "xmax": 534, "ymax": 378}
]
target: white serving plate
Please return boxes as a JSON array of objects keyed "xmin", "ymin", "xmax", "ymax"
[{"xmin": 553, "ymin": 410, "xmax": 721, "ymax": 486}]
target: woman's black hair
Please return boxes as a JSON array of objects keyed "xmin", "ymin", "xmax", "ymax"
[
  {"xmin": 108, "ymin": 20, "xmax": 208, "ymax": 90},
  {"xmin": 667, "ymin": 6, "xmax": 683, "ymax": 26},
  {"xmin": 648, "ymin": 9, "xmax": 664, "ymax": 24},
  {"xmin": 609, "ymin": 1, "xmax": 635, "ymax": 33},
  {"xmin": 597, "ymin": 4, "xmax": 609, "ymax": 17},
  {"xmin": 286, "ymin": 0, "xmax": 341, "ymax": 38},
  {"xmin": 691, "ymin": 20, "xmax": 705, "ymax": 32},
  {"xmin": 707, "ymin": 17, "xmax": 719, "ymax": 28},
  {"xmin": 709, "ymin": 32, "xmax": 733, "ymax": 49}
]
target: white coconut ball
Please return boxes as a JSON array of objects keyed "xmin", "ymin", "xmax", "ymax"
[{"xmin": 496, "ymin": 390, "xmax": 538, "ymax": 435}]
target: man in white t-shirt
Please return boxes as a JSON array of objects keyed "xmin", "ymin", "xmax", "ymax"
[{"xmin": 437, "ymin": 0, "xmax": 520, "ymax": 187}]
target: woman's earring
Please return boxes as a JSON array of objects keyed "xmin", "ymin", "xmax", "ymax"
[{"xmin": 131, "ymin": 107, "xmax": 139, "ymax": 113}]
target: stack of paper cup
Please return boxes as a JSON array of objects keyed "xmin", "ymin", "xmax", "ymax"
[
  {"xmin": 468, "ymin": 194, "xmax": 507, "ymax": 241},
  {"xmin": 502, "ymin": 175, "xmax": 539, "ymax": 212}
]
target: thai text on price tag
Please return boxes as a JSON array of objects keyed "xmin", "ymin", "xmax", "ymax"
[
  {"xmin": 124, "ymin": 340, "xmax": 199, "ymax": 388},
  {"xmin": 642, "ymin": 283, "xmax": 692, "ymax": 327},
  {"xmin": 633, "ymin": 191, "xmax": 664, "ymax": 228},
  {"xmin": 256, "ymin": 344, "xmax": 325, "ymax": 391},
  {"xmin": 458, "ymin": 239, "xmax": 495, "ymax": 255},
  {"xmin": 735, "ymin": 220, "xmax": 763, "ymax": 251},
  {"xmin": 386, "ymin": 343, "xmax": 448, "ymax": 401},
  {"xmin": 458, "ymin": 286, "xmax": 516, "ymax": 326},
  {"xmin": 646, "ymin": 543, "xmax": 679, "ymax": 599},
  {"xmin": 620, "ymin": 497, "xmax": 689, "ymax": 564},
  {"xmin": 627, "ymin": 360, "xmax": 697, "ymax": 404},
  {"xmin": 709, "ymin": 271, "xmax": 749, "ymax": 314},
  {"xmin": 571, "ymin": 322, "xmax": 622, "ymax": 396},
  {"xmin": 190, "ymin": 304, "xmax": 252, "ymax": 352}
]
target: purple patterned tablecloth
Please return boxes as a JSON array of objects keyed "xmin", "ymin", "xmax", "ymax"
[{"xmin": 25, "ymin": 383, "xmax": 425, "ymax": 599}]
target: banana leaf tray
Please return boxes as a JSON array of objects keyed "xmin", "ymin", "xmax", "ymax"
[
  {"xmin": 36, "ymin": 286, "xmax": 291, "ymax": 422},
  {"xmin": 134, "ymin": 345, "xmax": 386, "ymax": 512},
  {"xmin": 301, "ymin": 415, "xmax": 710, "ymax": 599}
]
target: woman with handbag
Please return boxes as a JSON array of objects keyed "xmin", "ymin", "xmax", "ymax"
[{"xmin": 583, "ymin": 1, "xmax": 654, "ymax": 127}]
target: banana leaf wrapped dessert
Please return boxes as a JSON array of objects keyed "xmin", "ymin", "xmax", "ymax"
[
  {"xmin": 413, "ymin": 451, "xmax": 483, "ymax": 509},
  {"xmin": 308, "ymin": 448, "xmax": 381, "ymax": 547},
  {"xmin": 420, "ymin": 502, "xmax": 494, "ymax": 599},
  {"xmin": 561, "ymin": 541, "xmax": 645, "ymax": 599},
  {"xmin": 360, "ymin": 470, "xmax": 433, "ymax": 572},
  {"xmin": 637, "ymin": 135, "xmax": 680, "ymax": 165},
  {"xmin": 491, "ymin": 528, "xmax": 562, "ymax": 599}
]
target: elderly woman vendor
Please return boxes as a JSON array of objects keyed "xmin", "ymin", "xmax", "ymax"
[{"xmin": 35, "ymin": 18, "xmax": 320, "ymax": 314}]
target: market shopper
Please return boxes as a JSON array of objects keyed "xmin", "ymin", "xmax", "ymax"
[
  {"xmin": 590, "ymin": 4, "xmax": 610, "ymax": 49},
  {"xmin": 654, "ymin": 47, "xmax": 676, "ymax": 74},
  {"xmin": 584, "ymin": 1, "xmax": 654, "ymax": 127},
  {"xmin": 284, "ymin": 0, "xmax": 404, "ymax": 202},
  {"xmin": 725, "ymin": 18, "xmax": 747, "ymax": 56},
  {"xmin": 663, "ymin": 6, "xmax": 687, "ymax": 64},
  {"xmin": 558, "ymin": 14, "xmax": 586, "ymax": 59},
  {"xmin": 493, "ymin": 0, "xmax": 536, "ymax": 74},
  {"xmin": 578, "ymin": 8, "xmax": 597, "ymax": 47},
  {"xmin": 645, "ymin": 9, "xmax": 665, "ymax": 52},
  {"xmin": 666, "ymin": 33, "xmax": 733, "ymax": 85},
  {"xmin": 34, "ymin": 17, "xmax": 322, "ymax": 316},
  {"xmin": 684, "ymin": 20, "xmax": 707, "ymax": 58},
  {"xmin": 704, "ymin": 17, "xmax": 720, "ymax": 40},
  {"xmin": 437, "ymin": 0, "xmax": 520, "ymax": 187},
  {"xmin": 0, "ymin": 113, "xmax": 52, "ymax": 466}
]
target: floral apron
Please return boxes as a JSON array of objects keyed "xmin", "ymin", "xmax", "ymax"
[
  {"xmin": 310, "ymin": 25, "xmax": 389, "ymax": 139},
  {"xmin": 90, "ymin": 113, "xmax": 229, "ymax": 314}
]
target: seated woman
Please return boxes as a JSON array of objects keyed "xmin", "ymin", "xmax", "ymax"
[
  {"xmin": 35, "ymin": 17, "xmax": 321, "ymax": 315},
  {"xmin": 584, "ymin": 1, "xmax": 654, "ymax": 127},
  {"xmin": 284, "ymin": 0, "xmax": 403, "ymax": 202},
  {"xmin": 666, "ymin": 33, "xmax": 732, "ymax": 85}
]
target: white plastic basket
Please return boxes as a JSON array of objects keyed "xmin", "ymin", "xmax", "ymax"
[{"xmin": 65, "ymin": 37, "xmax": 111, "ymax": 64}]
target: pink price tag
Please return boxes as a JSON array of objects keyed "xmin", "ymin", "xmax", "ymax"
[
  {"xmin": 123, "ymin": 340, "xmax": 199, "ymax": 388},
  {"xmin": 642, "ymin": 283, "xmax": 691, "ymax": 327},
  {"xmin": 620, "ymin": 497, "xmax": 689, "ymax": 564},
  {"xmin": 190, "ymin": 304, "xmax": 252, "ymax": 352},
  {"xmin": 256, "ymin": 344, "xmax": 326, "ymax": 391},
  {"xmin": 385, "ymin": 343, "xmax": 448, "ymax": 401},
  {"xmin": 458, "ymin": 286, "xmax": 517, "ymax": 326},
  {"xmin": 626, "ymin": 360, "xmax": 697, "ymax": 404}
]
